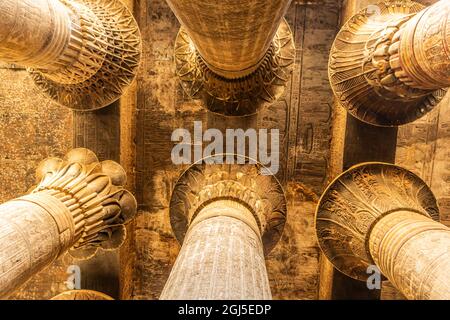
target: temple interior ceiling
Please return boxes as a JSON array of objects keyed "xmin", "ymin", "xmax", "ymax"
[{"xmin": 0, "ymin": 0, "xmax": 449, "ymax": 300}]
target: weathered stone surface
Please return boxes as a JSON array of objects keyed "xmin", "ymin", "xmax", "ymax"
[{"xmin": 397, "ymin": 92, "xmax": 450, "ymax": 227}]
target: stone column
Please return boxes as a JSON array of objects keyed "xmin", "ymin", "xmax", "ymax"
[
  {"xmin": 329, "ymin": 0, "xmax": 449, "ymax": 126},
  {"xmin": 316, "ymin": 162, "xmax": 450, "ymax": 300},
  {"xmin": 168, "ymin": 0, "xmax": 295, "ymax": 116},
  {"xmin": 160, "ymin": 160, "xmax": 287, "ymax": 300},
  {"xmin": 0, "ymin": 148, "xmax": 137, "ymax": 299},
  {"xmin": 0, "ymin": 0, "xmax": 141, "ymax": 110},
  {"xmin": 369, "ymin": 211, "xmax": 450, "ymax": 300}
]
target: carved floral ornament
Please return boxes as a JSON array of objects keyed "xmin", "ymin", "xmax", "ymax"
[
  {"xmin": 30, "ymin": 148, "xmax": 137, "ymax": 259},
  {"xmin": 0, "ymin": 0, "xmax": 142, "ymax": 110},
  {"xmin": 169, "ymin": 155, "xmax": 287, "ymax": 255},
  {"xmin": 329, "ymin": 0, "xmax": 449, "ymax": 126},
  {"xmin": 174, "ymin": 19, "xmax": 295, "ymax": 116},
  {"xmin": 315, "ymin": 162, "xmax": 439, "ymax": 281}
]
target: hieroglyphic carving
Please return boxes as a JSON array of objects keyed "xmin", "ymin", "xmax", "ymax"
[
  {"xmin": 329, "ymin": 0, "xmax": 448, "ymax": 126},
  {"xmin": 174, "ymin": 19, "xmax": 295, "ymax": 116},
  {"xmin": 0, "ymin": 0, "xmax": 141, "ymax": 110},
  {"xmin": 0, "ymin": 148, "xmax": 137, "ymax": 298},
  {"xmin": 160, "ymin": 205, "xmax": 272, "ymax": 300},
  {"xmin": 51, "ymin": 289, "xmax": 113, "ymax": 300},
  {"xmin": 0, "ymin": 195, "xmax": 64, "ymax": 297},
  {"xmin": 316, "ymin": 163, "xmax": 450, "ymax": 299},
  {"xmin": 279, "ymin": 2, "xmax": 336, "ymax": 192}
]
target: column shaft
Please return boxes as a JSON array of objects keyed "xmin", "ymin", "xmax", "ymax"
[
  {"xmin": 0, "ymin": 0, "xmax": 71, "ymax": 70},
  {"xmin": 167, "ymin": 0, "xmax": 291, "ymax": 78},
  {"xmin": 396, "ymin": 0, "xmax": 450, "ymax": 90},
  {"xmin": 160, "ymin": 201, "xmax": 271, "ymax": 300},
  {"xmin": 369, "ymin": 211, "xmax": 450, "ymax": 300},
  {"xmin": 0, "ymin": 193, "xmax": 74, "ymax": 298}
]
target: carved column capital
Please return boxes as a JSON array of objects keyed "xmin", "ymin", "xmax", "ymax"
[
  {"xmin": 168, "ymin": 0, "xmax": 295, "ymax": 116},
  {"xmin": 30, "ymin": 148, "xmax": 137, "ymax": 259},
  {"xmin": 175, "ymin": 19, "xmax": 295, "ymax": 116},
  {"xmin": 329, "ymin": 0, "xmax": 448, "ymax": 126},
  {"xmin": 0, "ymin": 0, "xmax": 142, "ymax": 110},
  {"xmin": 315, "ymin": 162, "xmax": 438, "ymax": 280},
  {"xmin": 161, "ymin": 156, "xmax": 285, "ymax": 299},
  {"xmin": 169, "ymin": 156, "xmax": 287, "ymax": 255}
]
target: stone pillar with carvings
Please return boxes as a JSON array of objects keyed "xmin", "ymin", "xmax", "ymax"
[
  {"xmin": 0, "ymin": 0, "xmax": 141, "ymax": 110},
  {"xmin": 0, "ymin": 148, "xmax": 137, "ymax": 299},
  {"xmin": 329, "ymin": 0, "xmax": 449, "ymax": 126},
  {"xmin": 160, "ymin": 160, "xmax": 287, "ymax": 300},
  {"xmin": 167, "ymin": 0, "xmax": 295, "ymax": 116},
  {"xmin": 316, "ymin": 163, "xmax": 450, "ymax": 300}
]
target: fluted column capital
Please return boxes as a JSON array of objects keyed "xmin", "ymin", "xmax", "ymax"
[
  {"xmin": 315, "ymin": 162, "xmax": 438, "ymax": 280},
  {"xmin": 169, "ymin": 156, "xmax": 287, "ymax": 255},
  {"xmin": 30, "ymin": 147, "xmax": 137, "ymax": 259},
  {"xmin": 329, "ymin": 0, "xmax": 448, "ymax": 126},
  {"xmin": 0, "ymin": 0, "xmax": 142, "ymax": 110}
]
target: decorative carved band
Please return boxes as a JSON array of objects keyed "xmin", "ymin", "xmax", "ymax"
[{"xmin": 0, "ymin": 0, "xmax": 141, "ymax": 110}]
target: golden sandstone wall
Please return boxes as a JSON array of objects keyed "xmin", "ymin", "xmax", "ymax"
[{"xmin": 0, "ymin": 0, "xmax": 448, "ymax": 300}]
